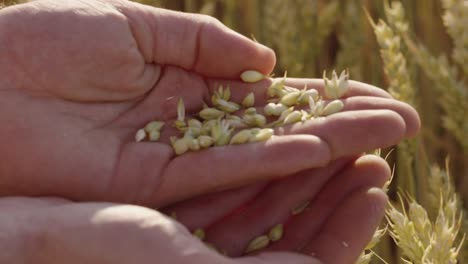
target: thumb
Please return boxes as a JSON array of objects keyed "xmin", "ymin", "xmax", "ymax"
[
  {"xmin": 237, "ymin": 252, "xmax": 319, "ymax": 264},
  {"xmin": 116, "ymin": 0, "xmax": 276, "ymax": 78}
]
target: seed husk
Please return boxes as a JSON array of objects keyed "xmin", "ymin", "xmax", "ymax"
[
  {"xmin": 242, "ymin": 92, "xmax": 255, "ymax": 108},
  {"xmin": 283, "ymin": 110, "xmax": 302, "ymax": 125},
  {"xmin": 199, "ymin": 108, "xmax": 225, "ymax": 120},
  {"xmin": 144, "ymin": 121, "xmax": 165, "ymax": 133},
  {"xmin": 322, "ymin": 100, "xmax": 344, "ymax": 116},
  {"xmin": 240, "ymin": 70, "xmax": 265, "ymax": 83},
  {"xmin": 148, "ymin": 130, "xmax": 161, "ymax": 141},
  {"xmin": 245, "ymin": 235, "xmax": 270, "ymax": 254},
  {"xmin": 292, "ymin": 201, "xmax": 310, "ymax": 215},
  {"xmin": 230, "ymin": 129, "xmax": 253, "ymax": 145},
  {"xmin": 193, "ymin": 228, "xmax": 206, "ymax": 241},
  {"xmin": 268, "ymin": 224, "xmax": 284, "ymax": 242},
  {"xmin": 135, "ymin": 128, "xmax": 146, "ymax": 142},
  {"xmin": 177, "ymin": 98, "xmax": 185, "ymax": 121}
]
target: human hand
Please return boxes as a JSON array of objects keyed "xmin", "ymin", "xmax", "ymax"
[
  {"xmin": 0, "ymin": 0, "xmax": 420, "ymax": 207},
  {"xmin": 0, "ymin": 155, "xmax": 388, "ymax": 264}
]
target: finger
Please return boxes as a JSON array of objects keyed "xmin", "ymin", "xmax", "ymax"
[
  {"xmin": 267, "ymin": 155, "xmax": 390, "ymax": 251},
  {"xmin": 203, "ymin": 157, "xmax": 354, "ymax": 256},
  {"xmin": 119, "ymin": 1, "xmax": 275, "ymax": 78},
  {"xmin": 32, "ymin": 201, "xmax": 231, "ymax": 264},
  {"xmin": 301, "ymin": 187, "xmax": 388, "ymax": 264},
  {"xmin": 342, "ymin": 96, "xmax": 420, "ymax": 137},
  {"xmin": 207, "ymin": 78, "xmax": 392, "ymax": 107},
  {"xmin": 237, "ymin": 252, "xmax": 318, "ymax": 264},
  {"xmin": 152, "ymin": 134, "xmax": 331, "ymax": 207},
  {"xmin": 278, "ymin": 109, "xmax": 407, "ymax": 158},
  {"xmin": 162, "ymin": 183, "xmax": 268, "ymax": 230},
  {"xmin": 0, "ymin": 196, "xmax": 70, "ymax": 213}
]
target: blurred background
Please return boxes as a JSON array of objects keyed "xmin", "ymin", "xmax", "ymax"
[{"xmin": 2, "ymin": 0, "xmax": 467, "ymax": 263}]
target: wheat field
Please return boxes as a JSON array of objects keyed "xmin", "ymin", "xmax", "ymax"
[{"xmin": 2, "ymin": 0, "xmax": 467, "ymax": 263}]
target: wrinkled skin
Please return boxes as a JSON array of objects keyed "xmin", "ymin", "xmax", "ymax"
[{"xmin": 0, "ymin": 1, "xmax": 420, "ymax": 263}]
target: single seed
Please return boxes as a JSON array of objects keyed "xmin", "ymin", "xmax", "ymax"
[
  {"xmin": 201, "ymin": 119, "xmax": 218, "ymax": 135},
  {"xmin": 230, "ymin": 129, "xmax": 253, "ymax": 145},
  {"xmin": 243, "ymin": 114, "xmax": 256, "ymax": 126},
  {"xmin": 283, "ymin": 86, "xmax": 300, "ymax": 93},
  {"xmin": 183, "ymin": 127, "xmax": 195, "ymax": 138},
  {"xmin": 216, "ymin": 99, "xmax": 241, "ymax": 113},
  {"xmin": 198, "ymin": 135, "xmax": 214, "ymax": 148},
  {"xmin": 268, "ymin": 224, "xmax": 284, "ymax": 242},
  {"xmin": 172, "ymin": 137, "xmax": 190, "ymax": 155},
  {"xmin": 216, "ymin": 133, "xmax": 231, "ymax": 146},
  {"xmin": 267, "ymin": 79, "xmax": 286, "ymax": 97},
  {"xmin": 135, "ymin": 128, "xmax": 146, "ymax": 142},
  {"xmin": 283, "ymin": 110, "xmax": 302, "ymax": 125},
  {"xmin": 212, "ymin": 120, "xmax": 233, "ymax": 146},
  {"xmin": 264, "ymin": 103, "xmax": 277, "ymax": 116},
  {"xmin": 148, "ymin": 130, "xmax": 161, "ymax": 141},
  {"xmin": 245, "ymin": 235, "xmax": 270, "ymax": 254},
  {"xmin": 278, "ymin": 107, "xmax": 294, "ymax": 122},
  {"xmin": 292, "ymin": 201, "xmax": 310, "ymax": 215},
  {"xmin": 188, "ymin": 138, "xmax": 200, "ymax": 151},
  {"xmin": 225, "ymin": 115, "xmax": 246, "ymax": 128},
  {"xmin": 323, "ymin": 70, "xmax": 349, "ymax": 99},
  {"xmin": 222, "ymin": 86, "xmax": 231, "ymax": 101},
  {"xmin": 298, "ymin": 89, "xmax": 319, "ymax": 104},
  {"xmin": 251, "ymin": 128, "xmax": 274, "ymax": 142},
  {"xmin": 188, "ymin": 119, "xmax": 202, "ymax": 129},
  {"xmin": 199, "ymin": 108, "xmax": 225, "ymax": 120},
  {"xmin": 244, "ymin": 107, "xmax": 257, "ymax": 115},
  {"xmin": 253, "ymin": 114, "xmax": 267, "ymax": 127},
  {"xmin": 240, "ymin": 70, "xmax": 265, "ymax": 83},
  {"xmin": 193, "ymin": 228, "xmax": 205, "ymax": 241},
  {"xmin": 174, "ymin": 120, "xmax": 186, "ymax": 130},
  {"xmin": 242, "ymin": 92, "xmax": 255, "ymax": 108},
  {"xmin": 322, "ymin": 100, "xmax": 344, "ymax": 116},
  {"xmin": 144, "ymin": 121, "xmax": 165, "ymax": 133},
  {"xmin": 300, "ymin": 110, "xmax": 309, "ymax": 122},
  {"xmin": 309, "ymin": 98, "xmax": 325, "ymax": 118},
  {"xmin": 280, "ymin": 91, "xmax": 301, "ymax": 106}
]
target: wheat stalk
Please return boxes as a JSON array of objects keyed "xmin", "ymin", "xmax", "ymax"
[{"xmin": 441, "ymin": 0, "xmax": 468, "ymax": 76}]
